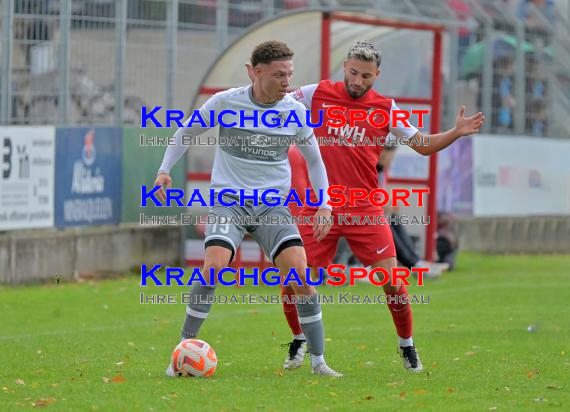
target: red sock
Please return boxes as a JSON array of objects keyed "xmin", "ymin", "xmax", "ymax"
[
  {"xmin": 281, "ymin": 285, "xmax": 303, "ymax": 336},
  {"xmin": 386, "ymin": 284, "xmax": 413, "ymax": 339}
]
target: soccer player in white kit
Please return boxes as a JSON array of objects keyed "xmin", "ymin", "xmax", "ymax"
[{"xmin": 155, "ymin": 41, "xmax": 342, "ymax": 377}]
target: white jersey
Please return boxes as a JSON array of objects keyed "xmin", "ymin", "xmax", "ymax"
[{"xmin": 159, "ymin": 85, "xmax": 330, "ymax": 205}]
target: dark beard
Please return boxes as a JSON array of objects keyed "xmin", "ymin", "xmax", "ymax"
[{"xmin": 344, "ymin": 79, "xmax": 371, "ymax": 98}]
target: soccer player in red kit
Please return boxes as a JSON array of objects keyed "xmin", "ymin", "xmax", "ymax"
[{"xmin": 279, "ymin": 41, "xmax": 485, "ymax": 372}]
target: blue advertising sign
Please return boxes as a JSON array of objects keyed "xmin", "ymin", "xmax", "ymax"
[{"xmin": 55, "ymin": 128, "xmax": 122, "ymax": 227}]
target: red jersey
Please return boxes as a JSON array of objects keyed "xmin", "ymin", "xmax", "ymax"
[{"xmin": 291, "ymin": 80, "xmax": 417, "ymax": 214}]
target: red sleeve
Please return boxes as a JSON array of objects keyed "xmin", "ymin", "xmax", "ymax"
[{"xmin": 288, "ymin": 146, "xmax": 310, "ymax": 216}]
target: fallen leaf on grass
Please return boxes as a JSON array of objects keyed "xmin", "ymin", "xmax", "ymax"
[
  {"xmin": 386, "ymin": 380, "xmax": 404, "ymax": 387},
  {"xmin": 528, "ymin": 369, "xmax": 540, "ymax": 379},
  {"xmin": 465, "ymin": 351, "xmax": 476, "ymax": 356},
  {"xmin": 32, "ymin": 397, "xmax": 56, "ymax": 407},
  {"xmin": 489, "ymin": 407, "xmax": 497, "ymax": 411},
  {"xmin": 329, "ymin": 392, "xmax": 337, "ymax": 397},
  {"xmin": 15, "ymin": 379, "xmax": 25, "ymax": 385},
  {"xmin": 414, "ymin": 389, "xmax": 428, "ymax": 395},
  {"xmin": 114, "ymin": 361, "xmax": 125, "ymax": 366},
  {"xmin": 399, "ymin": 391, "xmax": 407, "ymax": 399},
  {"xmin": 111, "ymin": 375, "xmax": 126, "ymax": 383},
  {"xmin": 547, "ymin": 384, "xmax": 562, "ymax": 390},
  {"xmin": 102, "ymin": 377, "xmax": 110, "ymax": 383},
  {"xmin": 447, "ymin": 387, "xmax": 455, "ymax": 393},
  {"xmin": 273, "ymin": 369, "xmax": 283, "ymax": 377}
]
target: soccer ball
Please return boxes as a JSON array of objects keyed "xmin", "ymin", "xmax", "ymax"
[{"xmin": 172, "ymin": 339, "xmax": 217, "ymax": 377}]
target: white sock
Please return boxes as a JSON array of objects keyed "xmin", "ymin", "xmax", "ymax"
[
  {"xmin": 310, "ymin": 354, "xmax": 324, "ymax": 368},
  {"xmin": 294, "ymin": 333, "xmax": 306, "ymax": 340},
  {"xmin": 399, "ymin": 336, "xmax": 414, "ymax": 347}
]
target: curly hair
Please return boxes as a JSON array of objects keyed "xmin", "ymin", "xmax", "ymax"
[{"xmin": 250, "ymin": 41, "xmax": 294, "ymax": 67}]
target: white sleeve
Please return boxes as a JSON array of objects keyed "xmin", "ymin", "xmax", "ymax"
[
  {"xmin": 158, "ymin": 94, "xmax": 221, "ymax": 174},
  {"xmin": 389, "ymin": 101, "xmax": 419, "ymax": 141},
  {"xmin": 295, "ymin": 134, "xmax": 331, "ymax": 210},
  {"xmin": 288, "ymin": 84, "xmax": 318, "ymax": 110}
]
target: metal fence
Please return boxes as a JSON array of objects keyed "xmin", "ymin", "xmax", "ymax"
[
  {"xmin": 0, "ymin": 0, "xmax": 313, "ymax": 126},
  {"xmin": 1, "ymin": 0, "xmax": 569, "ymax": 138},
  {"xmin": 451, "ymin": 0, "xmax": 570, "ymax": 138}
]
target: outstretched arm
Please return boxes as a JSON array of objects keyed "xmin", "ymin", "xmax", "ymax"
[
  {"xmin": 158, "ymin": 123, "xmax": 210, "ymax": 175},
  {"xmin": 409, "ymin": 106, "xmax": 485, "ymax": 156},
  {"xmin": 154, "ymin": 122, "xmax": 211, "ymax": 202},
  {"xmin": 154, "ymin": 94, "xmax": 222, "ymax": 201}
]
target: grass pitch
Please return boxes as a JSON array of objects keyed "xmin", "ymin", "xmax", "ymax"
[{"xmin": 1, "ymin": 253, "xmax": 569, "ymax": 411}]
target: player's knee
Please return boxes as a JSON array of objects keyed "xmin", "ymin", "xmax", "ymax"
[
  {"xmin": 282, "ymin": 250, "xmax": 308, "ymax": 271},
  {"xmin": 275, "ymin": 249, "xmax": 307, "ymax": 274},
  {"xmin": 203, "ymin": 251, "xmax": 230, "ymax": 270},
  {"xmin": 382, "ymin": 283, "xmax": 400, "ymax": 294},
  {"xmin": 203, "ymin": 244, "xmax": 232, "ymax": 272},
  {"xmin": 292, "ymin": 256, "xmax": 308, "ymax": 273},
  {"xmin": 202, "ymin": 259, "xmax": 230, "ymax": 284}
]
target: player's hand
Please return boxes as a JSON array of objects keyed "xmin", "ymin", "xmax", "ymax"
[
  {"xmin": 455, "ymin": 105, "xmax": 485, "ymax": 136},
  {"xmin": 153, "ymin": 172, "xmax": 172, "ymax": 203},
  {"xmin": 313, "ymin": 208, "xmax": 332, "ymax": 242}
]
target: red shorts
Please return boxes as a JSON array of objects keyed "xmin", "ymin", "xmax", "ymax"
[{"xmin": 297, "ymin": 210, "xmax": 396, "ymax": 268}]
